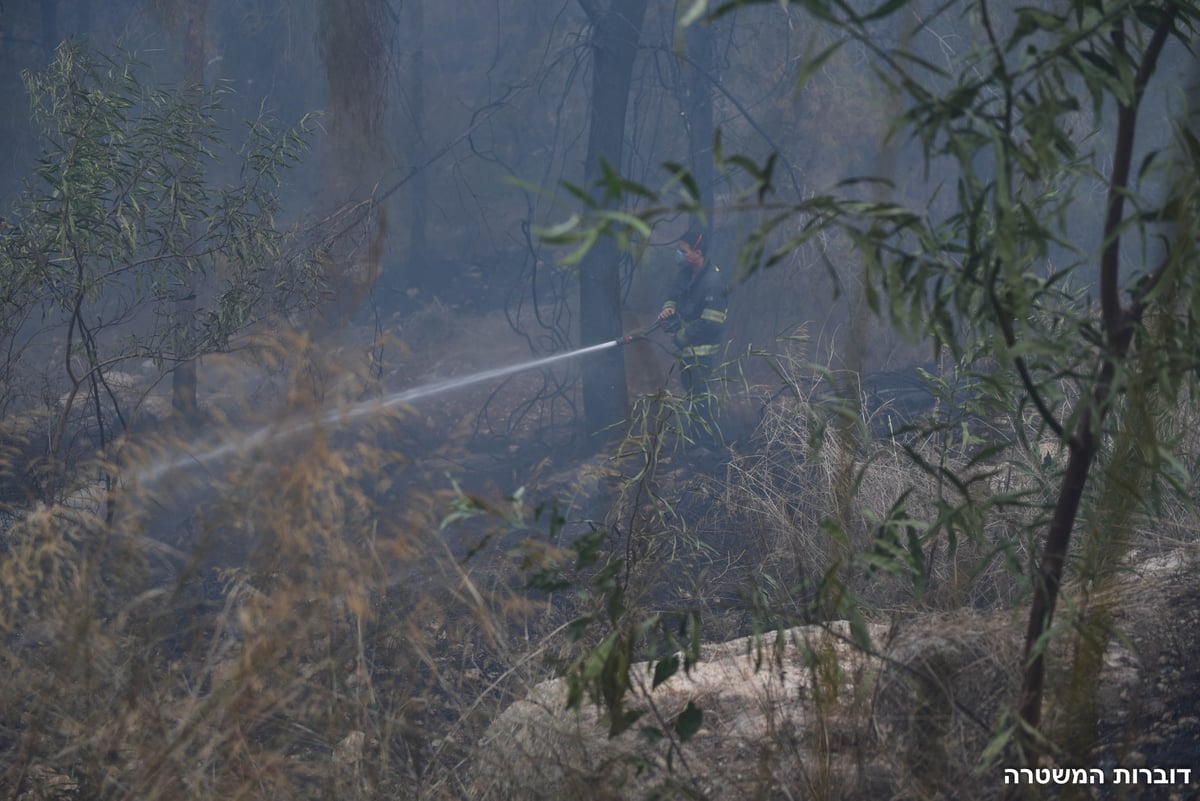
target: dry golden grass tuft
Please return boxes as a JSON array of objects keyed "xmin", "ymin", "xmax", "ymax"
[
  {"xmin": 872, "ymin": 612, "xmax": 1023, "ymax": 799},
  {"xmin": 0, "ymin": 332, "xmax": 559, "ymax": 801},
  {"xmin": 708, "ymin": 372, "xmax": 1038, "ymax": 617}
]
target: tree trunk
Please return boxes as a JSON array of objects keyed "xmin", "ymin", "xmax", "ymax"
[
  {"xmin": 578, "ymin": 0, "xmax": 647, "ymax": 439},
  {"xmin": 315, "ymin": 0, "xmax": 390, "ymax": 328},
  {"xmin": 171, "ymin": 0, "xmax": 206, "ymax": 419},
  {"xmin": 682, "ymin": 16, "xmax": 715, "ymax": 221},
  {"xmin": 76, "ymin": 0, "xmax": 92, "ymax": 38},
  {"xmin": 40, "ymin": 0, "xmax": 58, "ymax": 56},
  {"xmin": 1007, "ymin": 11, "xmax": 1176, "ymax": 775},
  {"xmin": 407, "ymin": 0, "xmax": 428, "ymax": 274}
]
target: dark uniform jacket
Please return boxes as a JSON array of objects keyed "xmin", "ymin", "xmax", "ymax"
[{"xmin": 661, "ymin": 261, "xmax": 728, "ymax": 358}]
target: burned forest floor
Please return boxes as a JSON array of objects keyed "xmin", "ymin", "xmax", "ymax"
[{"xmin": 3, "ymin": 306, "xmax": 1200, "ymax": 800}]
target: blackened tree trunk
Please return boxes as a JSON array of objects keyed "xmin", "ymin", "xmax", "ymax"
[
  {"xmin": 577, "ymin": 0, "xmax": 647, "ymax": 439},
  {"xmin": 171, "ymin": 0, "xmax": 206, "ymax": 419},
  {"xmin": 316, "ymin": 0, "xmax": 390, "ymax": 327}
]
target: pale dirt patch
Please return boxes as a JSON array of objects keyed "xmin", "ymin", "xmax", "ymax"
[{"xmin": 474, "ymin": 546, "xmax": 1200, "ymax": 801}]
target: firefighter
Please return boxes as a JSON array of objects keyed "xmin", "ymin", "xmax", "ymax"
[{"xmin": 656, "ymin": 229, "xmax": 728, "ymax": 452}]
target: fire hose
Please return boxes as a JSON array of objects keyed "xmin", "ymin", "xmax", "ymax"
[{"xmin": 613, "ymin": 317, "xmax": 666, "ymax": 346}]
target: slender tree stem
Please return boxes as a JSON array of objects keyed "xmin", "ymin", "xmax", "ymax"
[{"xmin": 1010, "ymin": 7, "xmax": 1176, "ymax": 772}]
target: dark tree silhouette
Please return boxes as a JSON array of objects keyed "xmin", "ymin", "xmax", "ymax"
[
  {"xmin": 171, "ymin": 0, "xmax": 208, "ymax": 418},
  {"xmin": 316, "ymin": 0, "xmax": 392, "ymax": 328},
  {"xmin": 681, "ymin": 15, "xmax": 716, "ymax": 221},
  {"xmin": 405, "ymin": 0, "xmax": 429, "ymax": 275},
  {"xmin": 577, "ymin": 0, "xmax": 647, "ymax": 439}
]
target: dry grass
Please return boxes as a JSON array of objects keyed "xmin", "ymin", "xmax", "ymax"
[
  {"xmin": 709, "ymin": 367, "xmax": 1043, "ymax": 618},
  {"xmin": 471, "ymin": 619, "xmax": 892, "ymax": 801},
  {"xmin": 5, "ymin": 324, "xmax": 1200, "ymax": 801},
  {"xmin": 872, "ymin": 612, "xmax": 1023, "ymax": 800},
  {"xmin": 0, "ymin": 333, "xmax": 563, "ymax": 801}
]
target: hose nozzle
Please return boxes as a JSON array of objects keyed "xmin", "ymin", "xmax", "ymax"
[{"xmin": 614, "ymin": 318, "xmax": 664, "ymax": 347}]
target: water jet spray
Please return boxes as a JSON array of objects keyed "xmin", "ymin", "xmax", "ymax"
[{"xmin": 133, "ymin": 323, "xmax": 663, "ymax": 486}]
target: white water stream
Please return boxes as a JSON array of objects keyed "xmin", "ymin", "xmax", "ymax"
[{"xmin": 133, "ymin": 339, "xmax": 620, "ymax": 486}]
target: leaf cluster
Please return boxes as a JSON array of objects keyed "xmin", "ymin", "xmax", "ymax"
[
  {"xmin": 3, "ymin": 43, "xmax": 323, "ymax": 371},
  {"xmin": 527, "ymin": 0, "xmax": 1200, "ymax": 776}
]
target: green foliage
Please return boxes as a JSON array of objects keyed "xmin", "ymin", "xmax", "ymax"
[
  {"xmin": 458, "ymin": 387, "xmax": 719, "ymax": 752},
  {"xmin": 673, "ymin": 700, "xmax": 703, "ymax": 742},
  {"xmin": 1, "ymin": 42, "xmax": 322, "ymax": 454},
  {"xmin": 531, "ymin": 0, "xmax": 1200, "ymax": 777}
]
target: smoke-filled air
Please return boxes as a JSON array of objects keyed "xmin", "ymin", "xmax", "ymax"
[{"xmin": 2, "ymin": 1, "xmax": 1200, "ymax": 799}]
